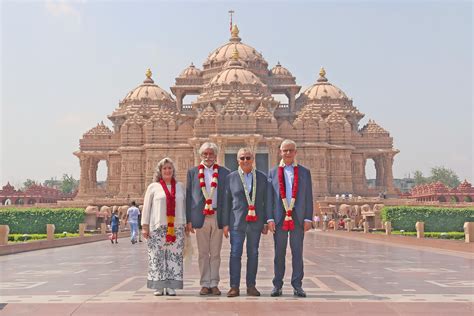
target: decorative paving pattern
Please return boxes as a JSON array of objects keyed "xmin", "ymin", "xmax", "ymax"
[{"xmin": 0, "ymin": 230, "xmax": 473, "ymax": 311}]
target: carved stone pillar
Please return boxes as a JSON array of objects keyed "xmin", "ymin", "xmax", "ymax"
[
  {"xmin": 175, "ymin": 90, "xmax": 183, "ymax": 111},
  {"xmin": 374, "ymin": 156, "xmax": 385, "ymax": 188},
  {"xmin": 267, "ymin": 137, "xmax": 282, "ymax": 167},
  {"xmin": 215, "ymin": 138, "xmax": 227, "ymax": 166},
  {"xmin": 383, "ymin": 153, "xmax": 395, "ymax": 192},
  {"xmin": 288, "ymin": 93, "xmax": 296, "ymax": 112},
  {"xmin": 78, "ymin": 156, "xmax": 90, "ymax": 195}
]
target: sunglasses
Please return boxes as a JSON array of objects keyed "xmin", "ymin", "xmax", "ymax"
[{"xmin": 239, "ymin": 156, "xmax": 252, "ymax": 161}]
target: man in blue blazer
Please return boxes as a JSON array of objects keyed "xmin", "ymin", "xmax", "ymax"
[
  {"xmin": 223, "ymin": 148, "xmax": 268, "ymax": 297},
  {"xmin": 267, "ymin": 139, "xmax": 313, "ymax": 297},
  {"xmin": 186, "ymin": 142, "xmax": 230, "ymax": 296}
]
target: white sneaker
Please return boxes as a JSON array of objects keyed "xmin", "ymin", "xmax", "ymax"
[
  {"xmin": 166, "ymin": 288, "xmax": 176, "ymax": 296},
  {"xmin": 153, "ymin": 288, "xmax": 164, "ymax": 296}
]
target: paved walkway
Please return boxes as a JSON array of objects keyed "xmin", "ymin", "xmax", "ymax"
[{"xmin": 1, "ymin": 230, "xmax": 473, "ymax": 315}]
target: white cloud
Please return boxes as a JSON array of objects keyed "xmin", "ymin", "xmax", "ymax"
[{"xmin": 44, "ymin": 0, "xmax": 84, "ymax": 24}]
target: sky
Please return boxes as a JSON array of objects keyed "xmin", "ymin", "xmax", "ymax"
[{"xmin": 1, "ymin": 0, "xmax": 472, "ymax": 188}]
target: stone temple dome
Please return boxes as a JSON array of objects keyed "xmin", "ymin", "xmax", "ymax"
[
  {"xmin": 202, "ymin": 25, "xmax": 269, "ymax": 81},
  {"xmin": 270, "ymin": 62, "xmax": 293, "ymax": 77},
  {"xmin": 123, "ymin": 69, "xmax": 174, "ymax": 102},
  {"xmin": 179, "ymin": 63, "xmax": 202, "ymax": 78},
  {"xmin": 209, "ymin": 49, "xmax": 264, "ymax": 86},
  {"xmin": 301, "ymin": 68, "xmax": 348, "ymax": 100}
]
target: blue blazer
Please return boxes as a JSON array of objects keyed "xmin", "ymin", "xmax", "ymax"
[
  {"xmin": 185, "ymin": 165, "xmax": 230, "ymax": 229},
  {"xmin": 266, "ymin": 164, "xmax": 314, "ymax": 227},
  {"xmin": 223, "ymin": 170, "xmax": 267, "ymax": 232}
]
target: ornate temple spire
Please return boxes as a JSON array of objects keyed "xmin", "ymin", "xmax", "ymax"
[{"xmin": 318, "ymin": 67, "xmax": 328, "ymax": 82}]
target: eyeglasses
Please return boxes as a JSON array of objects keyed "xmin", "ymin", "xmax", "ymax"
[
  {"xmin": 239, "ymin": 156, "xmax": 252, "ymax": 161},
  {"xmin": 281, "ymin": 149, "xmax": 295, "ymax": 153},
  {"xmin": 201, "ymin": 152, "xmax": 215, "ymax": 157}
]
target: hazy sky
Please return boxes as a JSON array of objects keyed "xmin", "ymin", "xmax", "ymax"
[{"xmin": 1, "ymin": 0, "xmax": 472, "ymax": 187}]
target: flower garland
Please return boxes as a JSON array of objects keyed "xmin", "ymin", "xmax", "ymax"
[
  {"xmin": 198, "ymin": 163, "xmax": 219, "ymax": 215},
  {"xmin": 159, "ymin": 178, "xmax": 176, "ymax": 243},
  {"xmin": 278, "ymin": 159, "xmax": 298, "ymax": 231},
  {"xmin": 238, "ymin": 167, "xmax": 258, "ymax": 222}
]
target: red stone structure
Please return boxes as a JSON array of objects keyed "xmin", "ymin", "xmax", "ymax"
[
  {"xmin": 0, "ymin": 183, "xmax": 75, "ymax": 205},
  {"xmin": 409, "ymin": 180, "xmax": 474, "ymax": 202}
]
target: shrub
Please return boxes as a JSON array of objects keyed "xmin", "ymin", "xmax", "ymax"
[
  {"xmin": 0, "ymin": 208, "xmax": 85, "ymax": 234},
  {"xmin": 7, "ymin": 233, "xmax": 90, "ymax": 242},
  {"xmin": 381, "ymin": 206, "xmax": 474, "ymax": 232}
]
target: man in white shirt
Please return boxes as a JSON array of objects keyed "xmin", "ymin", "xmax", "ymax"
[
  {"xmin": 126, "ymin": 201, "xmax": 140, "ymax": 244},
  {"xmin": 186, "ymin": 142, "xmax": 230, "ymax": 295}
]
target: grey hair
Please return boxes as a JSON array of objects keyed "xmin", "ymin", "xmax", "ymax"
[
  {"xmin": 154, "ymin": 157, "xmax": 176, "ymax": 182},
  {"xmin": 199, "ymin": 142, "xmax": 218, "ymax": 156},
  {"xmin": 280, "ymin": 139, "xmax": 297, "ymax": 150},
  {"xmin": 236, "ymin": 147, "xmax": 254, "ymax": 158}
]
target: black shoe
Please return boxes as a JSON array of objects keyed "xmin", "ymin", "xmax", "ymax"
[
  {"xmin": 293, "ymin": 288, "xmax": 306, "ymax": 297},
  {"xmin": 270, "ymin": 287, "xmax": 282, "ymax": 297}
]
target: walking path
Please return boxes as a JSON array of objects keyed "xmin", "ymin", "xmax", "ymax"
[{"xmin": 1, "ymin": 230, "xmax": 472, "ymax": 315}]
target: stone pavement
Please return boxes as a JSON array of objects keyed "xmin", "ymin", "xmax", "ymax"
[{"xmin": 0, "ymin": 230, "xmax": 473, "ymax": 315}]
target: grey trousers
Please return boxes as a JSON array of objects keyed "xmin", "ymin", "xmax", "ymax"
[{"xmin": 195, "ymin": 214, "xmax": 223, "ymax": 288}]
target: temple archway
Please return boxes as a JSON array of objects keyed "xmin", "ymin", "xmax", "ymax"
[{"xmin": 365, "ymin": 158, "xmax": 376, "ymax": 188}]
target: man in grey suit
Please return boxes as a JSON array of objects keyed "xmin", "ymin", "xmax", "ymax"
[
  {"xmin": 223, "ymin": 148, "xmax": 268, "ymax": 297},
  {"xmin": 186, "ymin": 142, "xmax": 230, "ymax": 296},
  {"xmin": 267, "ymin": 139, "xmax": 313, "ymax": 297}
]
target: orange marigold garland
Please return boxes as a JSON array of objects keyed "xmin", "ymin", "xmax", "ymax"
[{"xmin": 159, "ymin": 178, "xmax": 176, "ymax": 243}]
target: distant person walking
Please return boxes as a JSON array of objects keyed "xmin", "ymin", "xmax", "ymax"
[
  {"xmin": 322, "ymin": 213, "xmax": 328, "ymax": 231},
  {"xmin": 111, "ymin": 209, "xmax": 120, "ymax": 244},
  {"xmin": 126, "ymin": 201, "xmax": 140, "ymax": 244},
  {"xmin": 313, "ymin": 215, "xmax": 320, "ymax": 229}
]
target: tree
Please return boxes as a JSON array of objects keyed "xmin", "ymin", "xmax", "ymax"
[
  {"xmin": 412, "ymin": 166, "xmax": 461, "ymax": 188},
  {"xmin": 429, "ymin": 166, "xmax": 460, "ymax": 188},
  {"xmin": 22, "ymin": 179, "xmax": 37, "ymax": 190},
  {"xmin": 413, "ymin": 170, "xmax": 428, "ymax": 185},
  {"xmin": 60, "ymin": 174, "xmax": 79, "ymax": 194}
]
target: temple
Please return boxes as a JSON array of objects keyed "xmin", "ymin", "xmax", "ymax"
[{"xmin": 74, "ymin": 25, "xmax": 399, "ymax": 204}]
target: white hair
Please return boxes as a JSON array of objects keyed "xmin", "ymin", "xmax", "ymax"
[
  {"xmin": 236, "ymin": 147, "xmax": 254, "ymax": 158},
  {"xmin": 154, "ymin": 157, "xmax": 176, "ymax": 181},
  {"xmin": 280, "ymin": 139, "xmax": 297, "ymax": 150},
  {"xmin": 199, "ymin": 142, "xmax": 218, "ymax": 156}
]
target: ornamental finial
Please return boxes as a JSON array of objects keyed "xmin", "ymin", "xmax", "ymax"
[
  {"xmin": 319, "ymin": 67, "xmax": 326, "ymax": 78},
  {"xmin": 231, "ymin": 24, "xmax": 240, "ymax": 38},
  {"xmin": 145, "ymin": 68, "xmax": 152, "ymax": 79}
]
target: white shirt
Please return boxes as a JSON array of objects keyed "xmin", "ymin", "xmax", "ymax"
[
  {"xmin": 283, "ymin": 164, "xmax": 294, "ymax": 206},
  {"xmin": 141, "ymin": 182, "xmax": 186, "ymax": 231},
  {"xmin": 239, "ymin": 168, "xmax": 253, "ymax": 193},
  {"xmin": 204, "ymin": 164, "xmax": 218, "ymax": 208}
]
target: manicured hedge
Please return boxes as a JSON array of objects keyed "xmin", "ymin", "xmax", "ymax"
[
  {"xmin": 0, "ymin": 208, "xmax": 85, "ymax": 234},
  {"xmin": 381, "ymin": 206, "xmax": 474, "ymax": 232},
  {"xmin": 8, "ymin": 233, "xmax": 89, "ymax": 242}
]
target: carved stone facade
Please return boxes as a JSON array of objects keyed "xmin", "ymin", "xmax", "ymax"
[{"xmin": 74, "ymin": 25, "xmax": 399, "ymax": 204}]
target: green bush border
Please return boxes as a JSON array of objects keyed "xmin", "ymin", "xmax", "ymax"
[
  {"xmin": 7, "ymin": 233, "xmax": 92, "ymax": 242},
  {"xmin": 0, "ymin": 208, "xmax": 85, "ymax": 234},
  {"xmin": 381, "ymin": 206, "xmax": 474, "ymax": 232}
]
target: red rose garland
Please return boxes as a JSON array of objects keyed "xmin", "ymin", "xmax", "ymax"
[
  {"xmin": 198, "ymin": 163, "xmax": 219, "ymax": 215},
  {"xmin": 159, "ymin": 178, "xmax": 177, "ymax": 243},
  {"xmin": 278, "ymin": 161, "xmax": 298, "ymax": 231}
]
